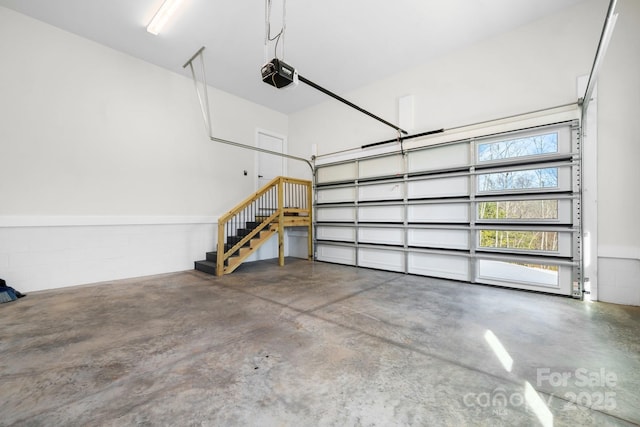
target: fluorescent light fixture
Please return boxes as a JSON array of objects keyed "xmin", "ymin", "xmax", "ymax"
[{"xmin": 147, "ymin": 0, "xmax": 185, "ymax": 35}]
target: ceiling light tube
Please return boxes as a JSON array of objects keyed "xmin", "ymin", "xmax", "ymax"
[{"xmin": 147, "ymin": 0, "xmax": 185, "ymax": 35}]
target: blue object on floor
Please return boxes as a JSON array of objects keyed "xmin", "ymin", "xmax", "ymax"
[
  {"xmin": 0, "ymin": 278, "xmax": 25, "ymax": 303},
  {"xmin": 0, "ymin": 287, "xmax": 17, "ymax": 303}
]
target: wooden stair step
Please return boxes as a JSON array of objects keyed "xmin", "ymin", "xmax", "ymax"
[
  {"xmin": 245, "ymin": 221, "xmax": 261, "ymax": 229},
  {"xmin": 205, "ymin": 251, "xmax": 230, "ymax": 265},
  {"xmin": 236, "ymin": 228, "xmax": 252, "ymax": 237},
  {"xmin": 194, "ymin": 260, "xmax": 217, "ymax": 275},
  {"xmin": 194, "ymin": 176, "xmax": 311, "ymax": 276}
]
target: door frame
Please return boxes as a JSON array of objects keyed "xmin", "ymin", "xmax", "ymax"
[{"xmin": 255, "ymin": 128, "xmax": 288, "ymax": 191}]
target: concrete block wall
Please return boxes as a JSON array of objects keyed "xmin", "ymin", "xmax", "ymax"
[{"xmin": 0, "ymin": 218, "xmax": 216, "ymax": 293}]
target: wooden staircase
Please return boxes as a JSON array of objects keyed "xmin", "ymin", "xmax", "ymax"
[{"xmin": 194, "ymin": 176, "xmax": 312, "ymax": 276}]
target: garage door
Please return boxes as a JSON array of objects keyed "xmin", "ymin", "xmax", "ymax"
[{"xmin": 314, "ymin": 121, "xmax": 582, "ymax": 297}]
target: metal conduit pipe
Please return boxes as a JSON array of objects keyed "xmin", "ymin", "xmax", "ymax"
[
  {"xmin": 581, "ymin": 0, "xmax": 618, "ymax": 116},
  {"xmin": 316, "ymin": 102, "xmax": 580, "ymax": 160},
  {"xmin": 183, "ymin": 47, "xmax": 314, "ymax": 173}
]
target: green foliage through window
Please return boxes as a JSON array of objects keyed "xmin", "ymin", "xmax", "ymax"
[
  {"xmin": 478, "ymin": 200, "xmax": 558, "ymax": 220},
  {"xmin": 480, "ymin": 230, "xmax": 558, "ymax": 252}
]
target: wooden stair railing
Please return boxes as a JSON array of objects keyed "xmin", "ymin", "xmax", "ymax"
[{"xmin": 194, "ymin": 176, "xmax": 312, "ymax": 276}]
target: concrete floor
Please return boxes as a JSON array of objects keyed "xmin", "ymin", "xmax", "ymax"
[{"xmin": 1, "ymin": 258, "xmax": 639, "ymax": 426}]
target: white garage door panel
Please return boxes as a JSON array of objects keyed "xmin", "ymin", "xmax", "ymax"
[
  {"xmin": 316, "ymin": 207, "xmax": 356, "ymax": 222},
  {"xmin": 408, "ymin": 228, "xmax": 469, "ymax": 250},
  {"xmin": 359, "ymin": 205, "xmax": 404, "ymax": 223},
  {"xmin": 317, "ymin": 187, "xmax": 356, "ymax": 204},
  {"xmin": 408, "ymin": 253, "xmax": 470, "ymax": 281},
  {"xmin": 359, "ymin": 248, "xmax": 405, "ymax": 272},
  {"xmin": 408, "ymin": 176, "xmax": 469, "ymax": 199},
  {"xmin": 314, "ymin": 122, "xmax": 578, "ymax": 298},
  {"xmin": 408, "ymin": 204, "xmax": 469, "ymax": 223},
  {"xmin": 317, "ymin": 226, "xmax": 356, "ymax": 242},
  {"xmin": 558, "ymin": 199, "xmax": 573, "ymax": 224},
  {"xmin": 359, "ymin": 182, "xmax": 404, "ymax": 201},
  {"xmin": 317, "ymin": 244, "xmax": 356, "ymax": 265},
  {"xmin": 358, "ymin": 227, "xmax": 404, "ymax": 245},
  {"xmin": 317, "ymin": 163, "xmax": 357, "ymax": 184},
  {"xmin": 557, "ymin": 232, "xmax": 573, "ymax": 257},
  {"xmin": 408, "ymin": 143, "xmax": 470, "ymax": 172},
  {"xmin": 359, "ymin": 155, "xmax": 404, "ymax": 179}
]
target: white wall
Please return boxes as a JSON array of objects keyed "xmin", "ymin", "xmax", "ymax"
[
  {"xmin": 0, "ymin": 7, "xmax": 289, "ymax": 292},
  {"xmin": 3, "ymin": 1, "xmax": 636, "ymax": 302},
  {"xmin": 595, "ymin": 0, "xmax": 640, "ymax": 305},
  {"xmin": 289, "ymin": 0, "xmax": 605, "ymax": 156},
  {"xmin": 0, "ymin": 7, "xmax": 288, "ymax": 216},
  {"xmin": 289, "ymin": 0, "xmax": 640, "ymax": 305}
]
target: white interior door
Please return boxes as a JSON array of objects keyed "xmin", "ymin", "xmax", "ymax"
[
  {"xmin": 253, "ymin": 130, "xmax": 287, "ymax": 261},
  {"xmin": 257, "ymin": 131, "xmax": 286, "ymax": 189}
]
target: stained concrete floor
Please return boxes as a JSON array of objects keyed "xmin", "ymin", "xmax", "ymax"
[{"xmin": 1, "ymin": 258, "xmax": 639, "ymax": 426}]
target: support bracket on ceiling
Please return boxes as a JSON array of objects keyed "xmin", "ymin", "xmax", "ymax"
[
  {"xmin": 183, "ymin": 46, "xmax": 212, "ymax": 136},
  {"xmin": 182, "ymin": 47, "xmax": 313, "ymax": 171}
]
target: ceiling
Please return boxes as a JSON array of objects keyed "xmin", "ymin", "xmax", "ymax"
[{"xmin": 0, "ymin": 0, "xmax": 589, "ymax": 114}]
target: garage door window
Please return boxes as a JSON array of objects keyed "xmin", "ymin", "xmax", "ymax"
[
  {"xmin": 477, "ymin": 132, "xmax": 558, "ymax": 162},
  {"xmin": 478, "ymin": 200, "xmax": 559, "ymax": 220},
  {"xmin": 478, "ymin": 167, "xmax": 558, "ymax": 192}
]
